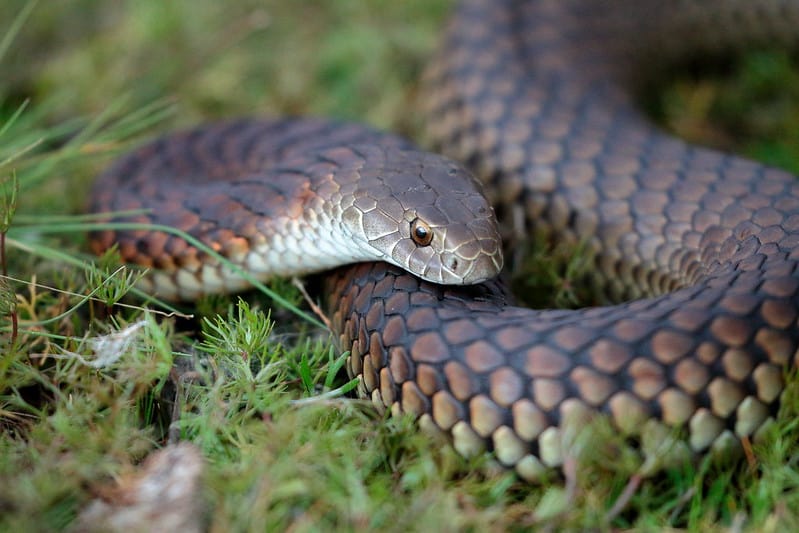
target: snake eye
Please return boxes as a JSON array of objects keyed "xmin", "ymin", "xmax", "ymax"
[{"xmin": 410, "ymin": 218, "xmax": 433, "ymax": 246}]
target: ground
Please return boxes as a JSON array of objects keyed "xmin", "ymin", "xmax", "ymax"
[{"xmin": 1, "ymin": 1, "xmax": 799, "ymax": 531}]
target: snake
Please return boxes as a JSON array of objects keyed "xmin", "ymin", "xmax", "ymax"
[{"xmin": 89, "ymin": 0, "xmax": 799, "ymax": 481}]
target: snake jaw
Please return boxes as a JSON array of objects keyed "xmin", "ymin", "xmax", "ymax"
[
  {"xmin": 429, "ymin": 208, "xmax": 505, "ymax": 285},
  {"xmin": 336, "ymin": 148, "xmax": 504, "ymax": 285},
  {"xmin": 383, "ymin": 208, "xmax": 503, "ymax": 285}
]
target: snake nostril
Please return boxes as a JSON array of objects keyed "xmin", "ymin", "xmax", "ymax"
[{"xmin": 449, "ymin": 258, "xmax": 459, "ymax": 272}]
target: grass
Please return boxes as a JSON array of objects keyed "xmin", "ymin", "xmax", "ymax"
[{"xmin": 1, "ymin": 1, "xmax": 799, "ymax": 531}]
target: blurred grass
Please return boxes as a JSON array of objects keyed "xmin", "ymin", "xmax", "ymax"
[
  {"xmin": 0, "ymin": 1, "xmax": 798, "ymax": 531},
  {"xmin": 657, "ymin": 50, "xmax": 799, "ymax": 174},
  {"xmin": 1, "ymin": 0, "xmax": 450, "ymax": 129}
]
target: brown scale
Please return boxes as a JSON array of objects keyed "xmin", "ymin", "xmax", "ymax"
[
  {"xmin": 89, "ymin": 0, "xmax": 799, "ymax": 481},
  {"xmin": 325, "ymin": 0, "xmax": 799, "ymax": 480}
]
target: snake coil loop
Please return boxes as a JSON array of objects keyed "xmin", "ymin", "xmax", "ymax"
[{"xmin": 91, "ymin": 0, "xmax": 799, "ymax": 481}]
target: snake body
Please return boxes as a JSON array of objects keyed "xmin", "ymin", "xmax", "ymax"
[
  {"xmin": 90, "ymin": 0, "xmax": 799, "ymax": 480},
  {"xmin": 89, "ymin": 118, "xmax": 502, "ymax": 299}
]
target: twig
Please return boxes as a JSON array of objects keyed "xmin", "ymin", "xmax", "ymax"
[
  {"xmin": 604, "ymin": 473, "xmax": 642, "ymax": 523},
  {"xmin": 292, "ymin": 276, "xmax": 331, "ymax": 330}
]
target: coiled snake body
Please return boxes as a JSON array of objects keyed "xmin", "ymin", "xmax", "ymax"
[{"xmin": 90, "ymin": 0, "xmax": 799, "ymax": 480}]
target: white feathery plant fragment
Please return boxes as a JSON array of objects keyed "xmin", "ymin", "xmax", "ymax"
[{"xmin": 60, "ymin": 320, "xmax": 147, "ymax": 368}]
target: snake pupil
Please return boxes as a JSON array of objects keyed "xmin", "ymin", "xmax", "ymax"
[{"xmin": 411, "ymin": 218, "xmax": 433, "ymax": 246}]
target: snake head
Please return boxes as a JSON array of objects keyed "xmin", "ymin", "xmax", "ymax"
[{"xmin": 342, "ymin": 147, "xmax": 504, "ymax": 285}]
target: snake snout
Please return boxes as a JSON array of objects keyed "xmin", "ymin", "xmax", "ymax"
[
  {"xmin": 409, "ymin": 212, "xmax": 503, "ymax": 285},
  {"xmin": 411, "ymin": 190, "xmax": 504, "ymax": 285},
  {"xmin": 349, "ymin": 148, "xmax": 504, "ymax": 285},
  {"xmin": 440, "ymin": 228, "xmax": 505, "ymax": 285}
]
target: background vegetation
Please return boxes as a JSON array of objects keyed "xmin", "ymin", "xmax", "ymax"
[{"xmin": 1, "ymin": 1, "xmax": 798, "ymax": 531}]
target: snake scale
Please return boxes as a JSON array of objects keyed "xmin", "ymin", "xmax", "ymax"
[{"xmin": 90, "ymin": 0, "xmax": 799, "ymax": 481}]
